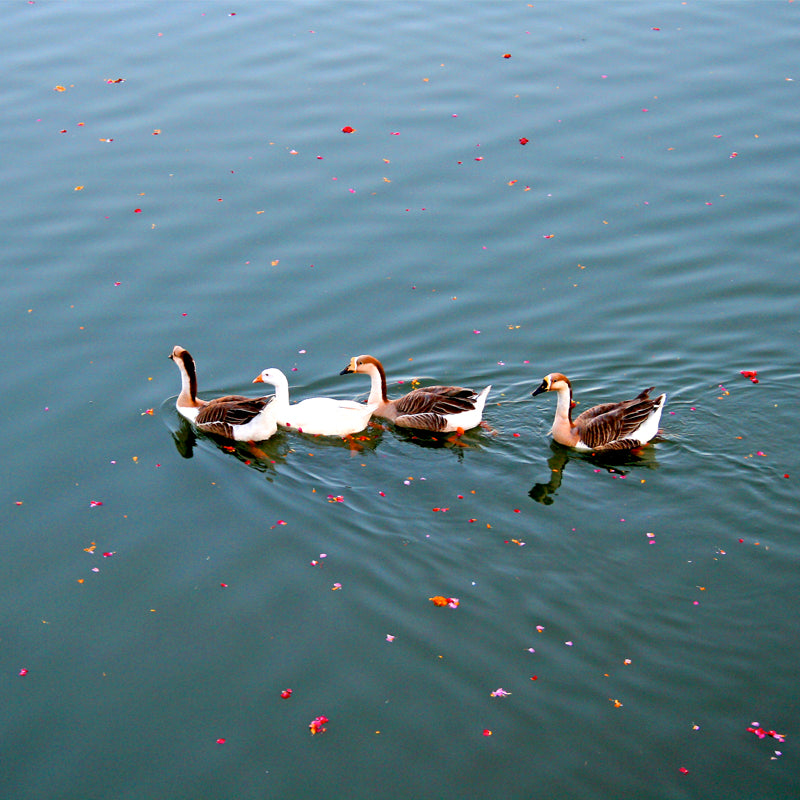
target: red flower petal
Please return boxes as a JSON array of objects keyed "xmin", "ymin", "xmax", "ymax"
[{"xmin": 309, "ymin": 715, "xmax": 329, "ymax": 734}]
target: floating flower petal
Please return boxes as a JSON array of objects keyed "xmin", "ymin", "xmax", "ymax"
[
  {"xmin": 310, "ymin": 715, "xmax": 329, "ymax": 734},
  {"xmin": 429, "ymin": 595, "xmax": 459, "ymax": 608}
]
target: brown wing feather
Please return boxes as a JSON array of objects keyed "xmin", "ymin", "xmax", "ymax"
[
  {"xmin": 420, "ymin": 385, "xmax": 475, "ymax": 398},
  {"xmin": 208, "ymin": 394, "xmax": 261, "ymax": 405},
  {"xmin": 196, "ymin": 420, "xmax": 237, "ymax": 439},
  {"xmin": 597, "ymin": 438, "xmax": 643, "ymax": 451},
  {"xmin": 575, "ymin": 402, "xmax": 622, "ymax": 422},
  {"xmin": 394, "ymin": 411, "xmax": 450, "ymax": 430},
  {"xmin": 577, "ymin": 409, "xmax": 625, "ymax": 449},
  {"xmin": 394, "ymin": 387, "xmax": 477, "ymax": 417},
  {"xmin": 196, "ymin": 395, "xmax": 272, "ymax": 430},
  {"xmin": 577, "ymin": 388, "xmax": 657, "ymax": 448}
]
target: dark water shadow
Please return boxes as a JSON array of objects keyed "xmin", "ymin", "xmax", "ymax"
[
  {"xmin": 277, "ymin": 420, "xmax": 385, "ymax": 455},
  {"xmin": 169, "ymin": 416, "xmax": 294, "ymax": 478},
  {"xmin": 529, "ymin": 440, "xmax": 663, "ymax": 505},
  {"xmin": 384, "ymin": 422, "xmax": 490, "ymax": 460}
]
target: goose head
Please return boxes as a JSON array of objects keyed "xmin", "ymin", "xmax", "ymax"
[
  {"xmin": 532, "ymin": 372, "xmax": 571, "ymax": 397},
  {"xmin": 340, "ymin": 354, "xmax": 380, "ymax": 376},
  {"xmin": 253, "ymin": 368, "xmax": 285, "ymax": 387},
  {"xmin": 169, "ymin": 345, "xmax": 201, "ymax": 406},
  {"xmin": 169, "ymin": 345, "xmax": 191, "ymax": 366}
]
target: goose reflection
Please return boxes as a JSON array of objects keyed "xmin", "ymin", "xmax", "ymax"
[
  {"xmin": 170, "ymin": 416, "xmax": 197, "ymax": 459},
  {"xmin": 529, "ymin": 441, "xmax": 661, "ymax": 505},
  {"xmin": 170, "ymin": 416, "xmax": 291, "ymax": 476},
  {"xmin": 383, "ymin": 421, "xmax": 490, "ymax": 459}
]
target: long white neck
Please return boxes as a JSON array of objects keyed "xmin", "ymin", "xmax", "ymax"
[
  {"xmin": 363, "ymin": 363, "xmax": 388, "ymax": 405},
  {"xmin": 265, "ymin": 371, "xmax": 291, "ymax": 411},
  {"xmin": 552, "ymin": 383, "xmax": 574, "ymax": 430}
]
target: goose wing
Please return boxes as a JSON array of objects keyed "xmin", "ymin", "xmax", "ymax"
[
  {"xmin": 393, "ymin": 411, "xmax": 450, "ymax": 430},
  {"xmin": 195, "ymin": 395, "xmax": 273, "ymax": 437},
  {"xmin": 394, "ymin": 386, "xmax": 477, "ymax": 417},
  {"xmin": 576, "ymin": 388, "xmax": 657, "ymax": 448}
]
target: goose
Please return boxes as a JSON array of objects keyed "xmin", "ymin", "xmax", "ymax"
[
  {"xmin": 169, "ymin": 345, "xmax": 278, "ymax": 441},
  {"xmin": 531, "ymin": 372, "xmax": 666, "ymax": 451},
  {"xmin": 339, "ymin": 354, "xmax": 491, "ymax": 433},
  {"xmin": 252, "ymin": 367, "xmax": 377, "ymax": 437}
]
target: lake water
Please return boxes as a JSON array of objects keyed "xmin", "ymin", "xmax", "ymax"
[{"xmin": 2, "ymin": 2, "xmax": 799, "ymax": 798}]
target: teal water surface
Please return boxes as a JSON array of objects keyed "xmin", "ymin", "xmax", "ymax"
[{"xmin": 2, "ymin": 2, "xmax": 799, "ymax": 799}]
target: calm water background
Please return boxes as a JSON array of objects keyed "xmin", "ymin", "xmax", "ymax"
[{"xmin": 2, "ymin": 2, "xmax": 799, "ymax": 798}]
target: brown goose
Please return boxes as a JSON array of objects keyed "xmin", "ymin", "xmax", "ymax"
[
  {"xmin": 531, "ymin": 372, "xmax": 666, "ymax": 451},
  {"xmin": 168, "ymin": 346, "xmax": 277, "ymax": 441},
  {"xmin": 340, "ymin": 354, "xmax": 491, "ymax": 432}
]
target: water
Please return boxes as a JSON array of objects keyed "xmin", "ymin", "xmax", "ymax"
[{"xmin": 2, "ymin": 2, "xmax": 799, "ymax": 798}]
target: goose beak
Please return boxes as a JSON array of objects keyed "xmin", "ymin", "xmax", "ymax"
[
  {"xmin": 253, "ymin": 374, "xmax": 264, "ymax": 384},
  {"xmin": 531, "ymin": 381, "xmax": 548, "ymax": 397},
  {"xmin": 340, "ymin": 356, "xmax": 359, "ymax": 375}
]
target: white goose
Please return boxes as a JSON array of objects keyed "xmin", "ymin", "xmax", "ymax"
[
  {"xmin": 169, "ymin": 346, "xmax": 278, "ymax": 441},
  {"xmin": 531, "ymin": 372, "xmax": 666, "ymax": 451},
  {"xmin": 340, "ymin": 354, "xmax": 491, "ymax": 433},
  {"xmin": 253, "ymin": 368, "xmax": 377, "ymax": 437}
]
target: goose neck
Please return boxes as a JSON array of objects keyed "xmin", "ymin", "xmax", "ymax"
[
  {"xmin": 366, "ymin": 362, "xmax": 389, "ymax": 405},
  {"xmin": 177, "ymin": 354, "xmax": 202, "ymax": 408},
  {"xmin": 553, "ymin": 383, "xmax": 574, "ymax": 426},
  {"xmin": 270, "ymin": 372, "xmax": 291, "ymax": 409}
]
